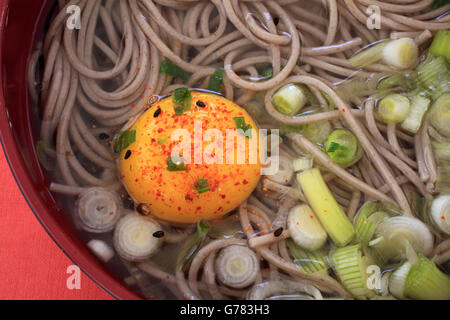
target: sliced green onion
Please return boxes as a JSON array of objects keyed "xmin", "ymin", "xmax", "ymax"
[
  {"xmin": 428, "ymin": 92, "xmax": 450, "ymax": 137},
  {"xmin": 114, "ymin": 130, "xmax": 136, "ymax": 153},
  {"xmin": 324, "ymin": 129, "xmax": 362, "ymax": 166},
  {"xmin": 416, "ymin": 55, "xmax": 449, "ymax": 100},
  {"xmin": 407, "ymin": 190, "xmax": 430, "ymax": 227},
  {"xmin": 287, "ymin": 204, "xmax": 328, "ymax": 251},
  {"xmin": 113, "ymin": 213, "xmax": 162, "ymax": 262},
  {"xmin": 255, "ymin": 63, "xmax": 273, "ymax": 79},
  {"xmin": 77, "ymin": 188, "xmax": 123, "ymax": 233},
  {"xmin": 388, "ymin": 260, "xmax": 413, "ymax": 299},
  {"xmin": 157, "ymin": 137, "xmax": 168, "ymax": 145},
  {"xmin": 297, "ymin": 168, "xmax": 355, "ymax": 247},
  {"xmin": 436, "ymin": 159, "xmax": 450, "ymax": 193},
  {"xmin": 172, "ymin": 88, "xmax": 192, "ymax": 116},
  {"xmin": 286, "ymin": 238, "xmax": 329, "ymax": 275},
  {"xmin": 176, "ymin": 221, "xmax": 209, "ymax": 272},
  {"xmin": 429, "ymin": 30, "xmax": 450, "ymax": 64},
  {"xmin": 349, "ymin": 40, "xmax": 389, "ymax": 68},
  {"xmin": 370, "ymin": 216, "xmax": 434, "ymax": 264},
  {"xmin": 428, "ymin": 123, "xmax": 450, "ymax": 143},
  {"xmin": 404, "ymin": 253, "xmax": 450, "ymax": 300},
  {"xmin": 431, "ymin": 141, "xmax": 450, "ymax": 161},
  {"xmin": 432, "ymin": 141, "xmax": 450, "ymax": 161},
  {"xmin": 166, "ymin": 156, "xmax": 188, "ymax": 172},
  {"xmin": 273, "ymin": 84, "xmax": 307, "ymax": 115},
  {"xmin": 280, "ymin": 121, "xmax": 332, "ymax": 145},
  {"xmin": 370, "ymin": 295, "xmax": 397, "ymax": 300},
  {"xmin": 429, "ymin": 194, "xmax": 450, "ymax": 235},
  {"xmin": 194, "ymin": 177, "xmax": 210, "ymax": 194},
  {"xmin": 400, "ymin": 94, "xmax": 430, "ymax": 134},
  {"xmin": 382, "ymin": 38, "xmax": 418, "ymax": 70},
  {"xmin": 208, "ymin": 68, "xmax": 224, "ymax": 93},
  {"xmin": 160, "ymin": 59, "xmax": 191, "ymax": 81},
  {"xmin": 377, "ymin": 93, "xmax": 411, "ymax": 124},
  {"xmin": 215, "ymin": 245, "xmax": 259, "ymax": 289},
  {"xmin": 331, "ymin": 244, "xmax": 374, "ymax": 299},
  {"xmin": 354, "ymin": 201, "xmax": 392, "ymax": 246},
  {"xmin": 377, "ymin": 72, "xmax": 418, "ymax": 94},
  {"xmin": 233, "ymin": 116, "xmax": 253, "ymax": 138}
]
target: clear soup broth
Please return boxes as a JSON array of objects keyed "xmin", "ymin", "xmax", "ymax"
[{"xmin": 29, "ymin": 0, "xmax": 450, "ymax": 300}]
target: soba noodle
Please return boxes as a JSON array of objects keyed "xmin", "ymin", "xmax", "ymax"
[{"xmin": 29, "ymin": 0, "xmax": 450, "ymax": 300}]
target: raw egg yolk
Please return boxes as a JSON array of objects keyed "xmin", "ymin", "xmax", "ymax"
[{"xmin": 120, "ymin": 91, "xmax": 262, "ymax": 224}]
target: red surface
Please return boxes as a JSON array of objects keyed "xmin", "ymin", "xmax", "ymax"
[
  {"xmin": 0, "ymin": 149, "xmax": 114, "ymax": 300},
  {"xmin": 0, "ymin": 0, "xmax": 140, "ymax": 300}
]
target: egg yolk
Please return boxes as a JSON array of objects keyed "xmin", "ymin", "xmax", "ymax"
[{"xmin": 120, "ymin": 91, "xmax": 262, "ymax": 224}]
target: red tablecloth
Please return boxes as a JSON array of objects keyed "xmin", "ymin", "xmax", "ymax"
[{"xmin": 0, "ymin": 149, "xmax": 114, "ymax": 300}]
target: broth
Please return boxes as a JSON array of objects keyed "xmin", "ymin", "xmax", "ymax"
[{"xmin": 29, "ymin": 0, "xmax": 450, "ymax": 300}]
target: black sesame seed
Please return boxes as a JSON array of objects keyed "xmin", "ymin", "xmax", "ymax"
[
  {"xmin": 124, "ymin": 150, "xmax": 132, "ymax": 160},
  {"xmin": 153, "ymin": 230, "xmax": 165, "ymax": 238},
  {"xmin": 273, "ymin": 17, "xmax": 280, "ymax": 26},
  {"xmin": 154, "ymin": 108, "xmax": 162, "ymax": 118},
  {"xmin": 274, "ymin": 227, "xmax": 283, "ymax": 237},
  {"xmin": 196, "ymin": 100, "xmax": 206, "ymax": 108},
  {"xmin": 99, "ymin": 133, "xmax": 110, "ymax": 140}
]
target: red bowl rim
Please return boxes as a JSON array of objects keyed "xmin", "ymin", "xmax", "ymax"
[{"xmin": 0, "ymin": 0, "xmax": 141, "ymax": 300}]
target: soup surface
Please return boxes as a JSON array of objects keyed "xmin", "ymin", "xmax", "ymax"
[{"xmin": 30, "ymin": 0, "xmax": 450, "ymax": 300}]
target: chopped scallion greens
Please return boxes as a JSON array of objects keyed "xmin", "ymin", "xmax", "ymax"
[
  {"xmin": 194, "ymin": 178, "xmax": 210, "ymax": 194},
  {"xmin": 327, "ymin": 142, "xmax": 341, "ymax": 153},
  {"xmin": 176, "ymin": 221, "xmax": 209, "ymax": 272},
  {"xmin": 157, "ymin": 137, "xmax": 167, "ymax": 145},
  {"xmin": 172, "ymin": 88, "xmax": 192, "ymax": 116},
  {"xmin": 233, "ymin": 116, "xmax": 252, "ymax": 138},
  {"xmin": 255, "ymin": 64, "xmax": 273, "ymax": 79},
  {"xmin": 160, "ymin": 59, "xmax": 191, "ymax": 81},
  {"xmin": 208, "ymin": 68, "xmax": 224, "ymax": 93},
  {"xmin": 114, "ymin": 130, "xmax": 136, "ymax": 153},
  {"xmin": 416, "ymin": 55, "xmax": 449, "ymax": 100},
  {"xmin": 167, "ymin": 156, "xmax": 188, "ymax": 172}
]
